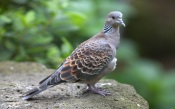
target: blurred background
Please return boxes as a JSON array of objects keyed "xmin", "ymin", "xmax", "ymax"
[{"xmin": 0, "ymin": 0, "xmax": 175, "ymax": 108}]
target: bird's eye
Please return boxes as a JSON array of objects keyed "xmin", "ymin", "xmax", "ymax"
[{"xmin": 111, "ymin": 16, "xmax": 115, "ymax": 19}]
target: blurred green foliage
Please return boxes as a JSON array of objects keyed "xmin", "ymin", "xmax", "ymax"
[
  {"xmin": 107, "ymin": 40, "xmax": 175, "ymax": 109},
  {"xmin": 0, "ymin": 0, "xmax": 175, "ymax": 109},
  {"xmin": 0, "ymin": 0, "xmax": 86, "ymax": 66}
]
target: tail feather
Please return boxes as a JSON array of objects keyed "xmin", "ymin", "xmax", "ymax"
[
  {"xmin": 22, "ymin": 87, "xmax": 46, "ymax": 100},
  {"xmin": 22, "ymin": 66, "xmax": 64, "ymax": 100}
]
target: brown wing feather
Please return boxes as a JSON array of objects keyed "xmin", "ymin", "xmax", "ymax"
[{"xmin": 60, "ymin": 39, "xmax": 113, "ymax": 82}]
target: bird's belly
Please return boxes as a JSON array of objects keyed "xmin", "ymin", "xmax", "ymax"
[
  {"xmin": 83, "ymin": 57, "xmax": 117, "ymax": 85},
  {"xmin": 107, "ymin": 57, "xmax": 117, "ymax": 71}
]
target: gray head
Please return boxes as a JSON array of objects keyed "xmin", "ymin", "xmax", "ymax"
[{"xmin": 106, "ymin": 11, "xmax": 125, "ymax": 27}]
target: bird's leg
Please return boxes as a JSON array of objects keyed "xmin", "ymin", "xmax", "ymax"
[{"xmin": 86, "ymin": 84, "xmax": 111, "ymax": 96}]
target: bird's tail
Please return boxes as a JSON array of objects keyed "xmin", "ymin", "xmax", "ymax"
[
  {"xmin": 22, "ymin": 67, "xmax": 63, "ymax": 100},
  {"xmin": 22, "ymin": 86, "xmax": 47, "ymax": 100}
]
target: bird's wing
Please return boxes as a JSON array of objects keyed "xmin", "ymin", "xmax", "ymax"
[
  {"xmin": 60, "ymin": 40, "xmax": 114, "ymax": 82},
  {"xmin": 39, "ymin": 39, "xmax": 114, "ymax": 86}
]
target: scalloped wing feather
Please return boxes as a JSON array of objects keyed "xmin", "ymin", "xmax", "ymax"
[{"xmin": 60, "ymin": 39, "xmax": 113, "ymax": 82}]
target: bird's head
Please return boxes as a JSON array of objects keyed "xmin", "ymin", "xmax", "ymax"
[{"xmin": 106, "ymin": 11, "xmax": 125, "ymax": 27}]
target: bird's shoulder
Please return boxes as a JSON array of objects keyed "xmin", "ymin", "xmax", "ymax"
[{"xmin": 72, "ymin": 32, "xmax": 113, "ymax": 56}]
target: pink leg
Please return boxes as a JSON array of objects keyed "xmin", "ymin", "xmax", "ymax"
[{"xmin": 87, "ymin": 84, "xmax": 111, "ymax": 96}]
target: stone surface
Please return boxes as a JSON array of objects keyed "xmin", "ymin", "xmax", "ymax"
[{"xmin": 0, "ymin": 61, "xmax": 149, "ymax": 109}]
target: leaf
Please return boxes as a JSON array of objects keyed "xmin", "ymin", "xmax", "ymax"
[
  {"xmin": 0, "ymin": 15, "xmax": 12, "ymax": 24},
  {"xmin": 25, "ymin": 11, "xmax": 36, "ymax": 24},
  {"xmin": 46, "ymin": 45, "xmax": 62, "ymax": 65},
  {"xmin": 47, "ymin": 46, "xmax": 60, "ymax": 59},
  {"xmin": 61, "ymin": 37, "xmax": 73, "ymax": 57},
  {"xmin": 27, "ymin": 45, "xmax": 45, "ymax": 53},
  {"xmin": 26, "ymin": 34, "xmax": 53, "ymax": 45},
  {"xmin": 66, "ymin": 11, "xmax": 86, "ymax": 27}
]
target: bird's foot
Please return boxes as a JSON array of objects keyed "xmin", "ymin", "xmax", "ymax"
[
  {"xmin": 88, "ymin": 87, "xmax": 111, "ymax": 96},
  {"xmin": 86, "ymin": 84, "xmax": 111, "ymax": 96}
]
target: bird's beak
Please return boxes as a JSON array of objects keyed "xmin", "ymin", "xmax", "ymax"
[
  {"xmin": 120, "ymin": 21, "xmax": 125, "ymax": 27},
  {"xmin": 117, "ymin": 18, "xmax": 125, "ymax": 27},
  {"xmin": 119, "ymin": 19, "xmax": 125, "ymax": 27}
]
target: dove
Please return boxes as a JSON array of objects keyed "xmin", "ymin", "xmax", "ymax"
[{"xmin": 22, "ymin": 11, "xmax": 125, "ymax": 100}]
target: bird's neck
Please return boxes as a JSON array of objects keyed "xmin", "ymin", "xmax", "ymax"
[
  {"xmin": 102, "ymin": 24, "xmax": 113, "ymax": 34},
  {"xmin": 102, "ymin": 23, "xmax": 120, "ymax": 50}
]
